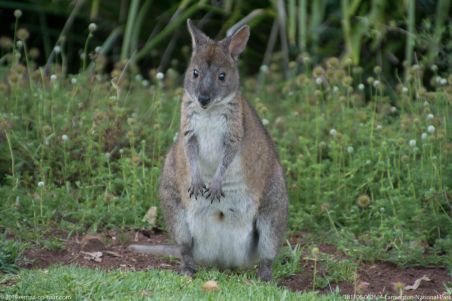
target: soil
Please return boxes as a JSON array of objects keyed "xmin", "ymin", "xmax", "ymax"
[
  {"xmin": 16, "ymin": 230, "xmax": 451, "ymax": 298},
  {"xmin": 19, "ymin": 230, "xmax": 178, "ymax": 272},
  {"xmin": 281, "ymin": 255, "xmax": 450, "ymax": 298}
]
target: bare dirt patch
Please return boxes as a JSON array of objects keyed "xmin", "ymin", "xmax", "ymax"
[
  {"xmin": 281, "ymin": 241, "xmax": 451, "ymax": 298},
  {"xmin": 18, "ymin": 231, "xmax": 451, "ymax": 297},
  {"xmin": 19, "ymin": 230, "xmax": 178, "ymax": 272},
  {"xmin": 281, "ymin": 256, "xmax": 450, "ymax": 297}
]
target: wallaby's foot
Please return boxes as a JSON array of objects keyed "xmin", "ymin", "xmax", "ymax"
[
  {"xmin": 179, "ymin": 265, "xmax": 197, "ymax": 277},
  {"xmin": 204, "ymin": 178, "xmax": 224, "ymax": 203},
  {"xmin": 188, "ymin": 176, "xmax": 206, "ymax": 199},
  {"xmin": 180, "ymin": 245, "xmax": 196, "ymax": 277},
  {"xmin": 258, "ymin": 259, "xmax": 273, "ymax": 282}
]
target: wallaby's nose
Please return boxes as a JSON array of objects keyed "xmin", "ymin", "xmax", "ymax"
[{"xmin": 198, "ymin": 95, "xmax": 211, "ymax": 107}]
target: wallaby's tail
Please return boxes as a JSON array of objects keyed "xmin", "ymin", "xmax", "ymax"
[{"xmin": 127, "ymin": 244, "xmax": 181, "ymax": 258}]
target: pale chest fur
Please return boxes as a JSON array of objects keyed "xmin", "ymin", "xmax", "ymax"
[
  {"xmin": 189, "ymin": 110, "xmax": 243, "ymax": 189},
  {"xmin": 186, "ymin": 108, "xmax": 258, "ymax": 268},
  {"xmin": 190, "ymin": 111, "xmax": 226, "ymax": 175}
]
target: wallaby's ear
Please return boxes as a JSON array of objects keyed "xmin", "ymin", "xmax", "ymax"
[
  {"xmin": 187, "ymin": 19, "xmax": 210, "ymax": 49},
  {"xmin": 228, "ymin": 25, "xmax": 250, "ymax": 59}
]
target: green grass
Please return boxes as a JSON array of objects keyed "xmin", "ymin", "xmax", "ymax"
[
  {"xmin": 0, "ymin": 266, "xmax": 343, "ymax": 301},
  {"xmin": 0, "ymin": 242, "xmax": 342, "ymax": 300},
  {"xmin": 313, "ymin": 252, "xmax": 358, "ymax": 289},
  {"xmin": 0, "ymin": 239, "xmax": 27, "ymax": 274}
]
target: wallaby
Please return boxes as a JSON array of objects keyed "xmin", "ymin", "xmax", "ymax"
[{"xmin": 129, "ymin": 19, "xmax": 288, "ymax": 282}]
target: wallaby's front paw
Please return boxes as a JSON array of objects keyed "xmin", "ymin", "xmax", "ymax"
[
  {"xmin": 205, "ymin": 181, "xmax": 224, "ymax": 203},
  {"xmin": 188, "ymin": 180, "xmax": 206, "ymax": 200}
]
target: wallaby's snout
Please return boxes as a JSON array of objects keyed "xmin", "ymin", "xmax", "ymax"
[
  {"xmin": 198, "ymin": 74, "xmax": 213, "ymax": 108},
  {"xmin": 198, "ymin": 94, "xmax": 211, "ymax": 108}
]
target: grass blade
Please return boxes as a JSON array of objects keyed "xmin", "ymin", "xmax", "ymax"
[
  {"xmin": 120, "ymin": 0, "xmax": 141, "ymax": 60},
  {"xmin": 287, "ymin": 0, "xmax": 296, "ymax": 47},
  {"xmin": 426, "ymin": 0, "xmax": 450, "ymax": 64},
  {"xmin": 298, "ymin": 0, "xmax": 307, "ymax": 52},
  {"xmin": 134, "ymin": 2, "xmax": 204, "ymax": 62},
  {"xmin": 405, "ymin": 0, "xmax": 415, "ymax": 79}
]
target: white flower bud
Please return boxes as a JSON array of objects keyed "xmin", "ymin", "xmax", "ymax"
[
  {"xmin": 156, "ymin": 72, "xmax": 165, "ymax": 80},
  {"xmin": 329, "ymin": 129, "xmax": 337, "ymax": 137},
  {"xmin": 88, "ymin": 23, "xmax": 97, "ymax": 33},
  {"xmin": 259, "ymin": 65, "xmax": 269, "ymax": 74},
  {"xmin": 14, "ymin": 10, "xmax": 22, "ymax": 18}
]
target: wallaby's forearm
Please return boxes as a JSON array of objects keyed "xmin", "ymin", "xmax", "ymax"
[
  {"xmin": 185, "ymin": 133, "xmax": 201, "ymax": 179},
  {"xmin": 212, "ymin": 109, "xmax": 243, "ymax": 182},
  {"xmin": 212, "ymin": 140, "xmax": 239, "ymax": 183},
  {"xmin": 204, "ymin": 117, "xmax": 242, "ymax": 201},
  {"xmin": 185, "ymin": 132, "xmax": 205, "ymax": 198}
]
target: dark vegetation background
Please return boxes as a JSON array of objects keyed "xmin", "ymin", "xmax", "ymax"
[{"xmin": 0, "ymin": 0, "xmax": 451, "ymax": 81}]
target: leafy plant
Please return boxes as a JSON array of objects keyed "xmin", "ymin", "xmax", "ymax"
[
  {"xmin": 273, "ymin": 241, "xmax": 302, "ymax": 280},
  {"xmin": 0, "ymin": 239, "xmax": 25, "ymax": 274},
  {"xmin": 314, "ymin": 252, "xmax": 358, "ymax": 289}
]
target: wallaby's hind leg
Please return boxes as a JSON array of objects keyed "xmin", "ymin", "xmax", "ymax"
[
  {"xmin": 179, "ymin": 244, "xmax": 196, "ymax": 276},
  {"xmin": 255, "ymin": 166, "xmax": 288, "ymax": 282},
  {"xmin": 160, "ymin": 149, "xmax": 196, "ymax": 276}
]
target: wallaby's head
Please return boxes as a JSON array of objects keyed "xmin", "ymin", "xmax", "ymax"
[{"xmin": 184, "ymin": 19, "xmax": 249, "ymax": 109}]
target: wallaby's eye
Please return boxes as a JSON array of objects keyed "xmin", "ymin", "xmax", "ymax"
[
  {"xmin": 193, "ymin": 69, "xmax": 199, "ymax": 79},
  {"xmin": 218, "ymin": 72, "xmax": 226, "ymax": 81}
]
